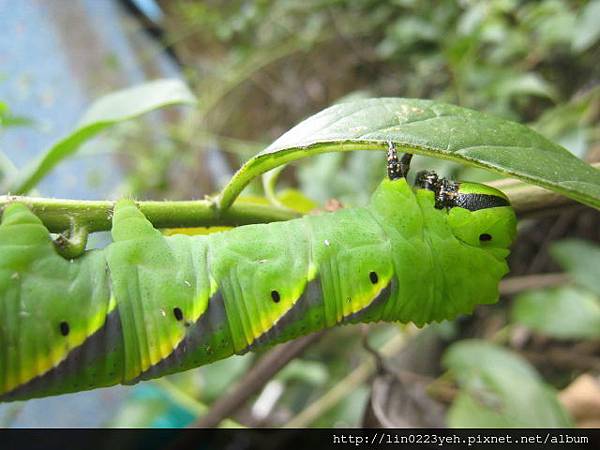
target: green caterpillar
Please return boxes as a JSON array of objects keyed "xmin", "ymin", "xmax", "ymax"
[{"xmin": 0, "ymin": 150, "xmax": 516, "ymax": 401}]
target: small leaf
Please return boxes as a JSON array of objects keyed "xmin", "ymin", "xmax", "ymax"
[
  {"xmin": 533, "ymin": 86, "xmax": 600, "ymax": 145},
  {"xmin": 0, "ymin": 151, "xmax": 17, "ymax": 181},
  {"xmin": 557, "ymin": 128, "xmax": 588, "ymax": 159},
  {"xmin": 0, "ymin": 101, "xmax": 34, "ymax": 129},
  {"xmin": 550, "ymin": 239, "xmax": 600, "ymax": 296},
  {"xmin": 262, "ymin": 166, "xmax": 287, "ymax": 208},
  {"xmin": 443, "ymin": 340, "xmax": 572, "ymax": 427},
  {"xmin": 8, "ymin": 78, "xmax": 197, "ymax": 194},
  {"xmin": 0, "ymin": 115, "xmax": 33, "ymax": 128},
  {"xmin": 445, "ymin": 340, "xmax": 538, "ymax": 381},
  {"xmin": 572, "ymin": 0, "xmax": 600, "ymax": 52},
  {"xmin": 218, "ymin": 98, "xmax": 600, "ymax": 210},
  {"xmin": 512, "ymin": 287, "xmax": 600, "ymax": 339},
  {"xmin": 277, "ymin": 360, "xmax": 328, "ymax": 385},
  {"xmin": 495, "ymin": 72, "xmax": 558, "ymax": 102},
  {"xmin": 276, "ymin": 189, "xmax": 317, "ymax": 214}
]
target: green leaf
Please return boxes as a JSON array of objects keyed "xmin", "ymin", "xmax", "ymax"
[
  {"xmin": 218, "ymin": 98, "xmax": 600, "ymax": 210},
  {"xmin": 7, "ymin": 78, "xmax": 197, "ymax": 194},
  {"xmin": 277, "ymin": 359, "xmax": 328, "ymax": 385},
  {"xmin": 550, "ymin": 239, "xmax": 600, "ymax": 296},
  {"xmin": 495, "ymin": 72, "xmax": 557, "ymax": 102},
  {"xmin": 533, "ymin": 86, "xmax": 600, "ymax": 141},
  {"xmin": 262, "ymin": 167, "xmax": 317, "ymax": 213},
  {"xmin": 277, "ymin": 189, "xmax": 318, "ymax": 214},
  {"xmin": 0, "ymin": 101, "xmax": 33, "ymax": 129},
  {"xmin": 0, "ymin": 151, "xmax": 17, "ymax": 181},
  {"xmin": 443, "ymin": 340, "xmax": 572, "ymax": 427},
  {"xmin": 512, "ymin": 287, "xmax": 600, "ymax": 339},
  {"xmin": 572, "ymin": 0, "xmax": 600, "ymax": 52}
]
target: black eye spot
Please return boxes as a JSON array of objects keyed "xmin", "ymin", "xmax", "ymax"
[
  {"xmin": 479, "ymin": 233, "xmax": 492, "ymax": 242},
  {"xmin": 59, "ymin": 321, "xmax": 70, "ymax": 336},
  {"xmin": 369, "ymin": 271, "xmax": 378, "ymax": 284},
  {"xmin": 271, "ymin": 290, "xmax": 280, "ymax": 303},
  {"xmin": 173, "ymin": 307, "xmax": 184, "ymax": 321}
]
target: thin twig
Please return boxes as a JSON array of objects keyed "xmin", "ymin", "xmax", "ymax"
[
  {"xmin": 283, "ymin": 329, "xmax": 413, "ymax": 428},
  {"xmin": 488, "ymin": 162, "xmax": 600, "ymax": 218},
  {"xmin": 498, "ymin": 272, "xmax": 570, "ymax": 295},
  {"xmin": 360, "ymin": 325, "xmax": 386, "ymax": 375},
  {"xmin": 424, "ymin": 376, "xmax": 459, "ymax": 404},
  {"xmin": 3, "ymin": 163, "xmax": 596, "ymax": 233},
  {"xmin": 520, "ymin": 348, "xmax": 600, "ymax": 372},
  {"xmin": 527, "ymin": 211, "xmax": 577, "ymax": 274},
  {"xmin": 192, "ymin": 331, "xmax": 325, "ymax": 428},
  {"xmin": 0, "ymin": 196, "xmax": 298, "ymax": 234}
]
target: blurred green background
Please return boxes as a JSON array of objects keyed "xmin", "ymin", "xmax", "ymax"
[{"xmin": 0, "ymin": 0, "xmax": 599, "ymax": 428}]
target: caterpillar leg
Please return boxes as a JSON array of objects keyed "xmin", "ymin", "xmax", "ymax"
[
  {"xmin": 414, "ymin": 169, "xmax": 510, "ymax": 211},
  {"xmin": 415, "ymin": 170, "xmax": 439, "ymax": 191},
  {"xmin": 386, "ymin": 141, "xmax": 412, "ymax": 180},
  {"xmin": 414, "ymin": 170, "xmax": 459, "ymax": 209}
]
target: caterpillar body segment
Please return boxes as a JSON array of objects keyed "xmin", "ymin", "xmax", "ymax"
[{"xmin": 0, "ymin": 176, "xmax": 516, "ymax": 401}]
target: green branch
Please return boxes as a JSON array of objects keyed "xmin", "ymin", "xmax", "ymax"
[
  {"xmin": 1, "ymin": 166, "xmax": 595, "ymax": 237},
  {"xmin": 0, "ymin": 196, "xmax": 298, "ymax": 234},
  {"xmin": 490, "ymin": 162, "xmax": 600, "ymax": 217}
]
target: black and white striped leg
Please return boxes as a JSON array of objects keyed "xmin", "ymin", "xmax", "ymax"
[
  {"xmin": 387, "ymin": 142, "xmax": 413, "ymax": 180},
  {"xmin": 414, "ymin": 170, "xmax": 439, "ymax": 191}
]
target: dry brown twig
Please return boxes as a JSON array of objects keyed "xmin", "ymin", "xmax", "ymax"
[{"xmin": 192, "ymin": 331, "xmax": 325, "ymax": 428}]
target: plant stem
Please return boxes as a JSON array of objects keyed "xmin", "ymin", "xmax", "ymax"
[
  {"xmin": 497, "ymin": 181, "xmax": 586, "ymax": 217},
  {"xmin": 192, "ymin": 331, "xmax": 325, "ymax": 428},
  {"xmin": 498, "ymin": 272, "xmax": 569, "ymax": 295},
  {"xmin": 489, "ymin": 162, "xmax": 600, "ymax": 217},
  {"xmin": 0, "ymin": 196, "xmax": 299, "ymax": 233},
  {"xmin": 283, "ymin": 329, "xmax": 413, "ymax": 428},
  {"xmin": 2, "ymin": 162, "xmax": 597, "ymax": 233}
]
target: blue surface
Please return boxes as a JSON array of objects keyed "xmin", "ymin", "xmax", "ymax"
[
  {"xmin": 0, "ymin": 0, "xmax": 181, "ymax": 427},
  {"xmin": 0, "ymin": 0, "xmax": 179, "ymax": 199}
]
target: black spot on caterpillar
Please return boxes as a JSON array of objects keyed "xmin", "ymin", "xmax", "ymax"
[{"xmin": 0, "ymin": 159, "xmax": 516, "ymax": 401}]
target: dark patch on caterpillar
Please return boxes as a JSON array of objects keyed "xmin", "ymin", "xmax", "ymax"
[
  {"xmin": 173, "ymin": 307, "xmax": 184, "ymax": 321},
  {"xmin": 244, "ymin": 276, "xmax": 393, "ymax": 353},
  {"xmin": 341, "ymin": 278, "xmax": 394, "ymax": 324},
  {"xmin": 242, "ymin": 278, "xmax": 324, "ymax": 353},
  {"xmin": 479, "ymin": 233, "xmax": 492, "ymax": 242},
  {"xmin": 454, "ymin": 193, "xmax": 509, "ymax": 211},
  {"xmin": 59, "ymin": 321, "xmax": 70, "ymax": 336},
  {"xmin": 134, "ymin": 290, "xmax": 233, "ymax": 382},
  {"xmin": 0, "ymin": 308, "xmax": 123, "ymax": 402},
  {"xmin": 369, "ymin": 271, "xmax": 378, "ymax": 284},
  {"xmin": 271, "ymin": 290, "xmax": 280, "ymax": 303}
]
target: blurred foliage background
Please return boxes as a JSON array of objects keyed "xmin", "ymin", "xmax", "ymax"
[{"xmin": 1, "ymin": 0, "xmax": 600, "ymax": 428}]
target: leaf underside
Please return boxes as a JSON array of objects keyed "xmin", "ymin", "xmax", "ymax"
[{"xmin": 219, "ymin": 98, "xmax": 600, "ymax": 210}]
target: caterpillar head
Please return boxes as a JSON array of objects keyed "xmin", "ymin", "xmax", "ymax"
[
  {"xmin": 416, "ymin": 170, "xmax": 517, "ymax": 255},
  {"xmin": 446, "ymin": 182, "xmax": 517, "ymax": 255}
]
